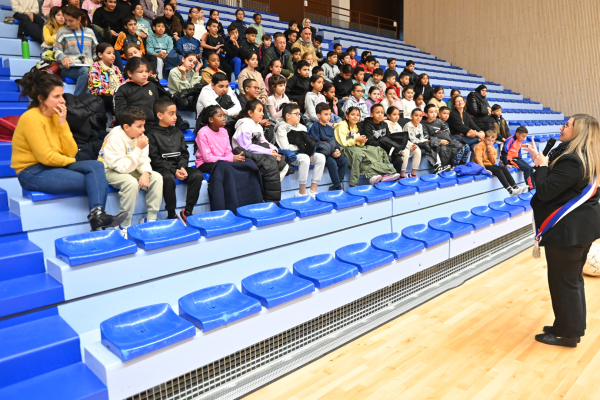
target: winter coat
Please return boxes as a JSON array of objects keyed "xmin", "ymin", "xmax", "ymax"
[
  {"xmin": 414, "ymin": 83, "xmax": 433, "ymax": 104},
  {"xmin": 467, "ymin": 86, "xmax": 492, "ymax": 131},
  {"xmin": 233, "ymin": 147, "xmax": 283, "ymax": 202},
  {"xmin": 341, "ymin": 96, "xmax": 369, "ymax": 121},
  {"xmin": 64, "ymin": 93, "xmax": 108, "ymax": 162},
  {"xmin": 448, "ymin": 109, "xmax": 480, "ymax": 137},
  {"xmin": 322, "ymin": 62, "xmax": 339, "ymax": 83},
  {"xmin": 274, "ymin": 118, "xmax": 314, "ymax": 155},
  {"xmin": 233, "ymin": 118, "xmax": 277, "ymax": 155},
  {"xmin": 489, "ymin": 115, "xmax": 511, "ymax": 141},
  {"xmin": 422, "ymin": 118, "xmax": 465, "ymax": 167},
  {"xmin": 291, "ymin": 39, "xmax": 316, "ymax": 60},
  {"xmin": 207, "ymin": 159, "xmax": 264, "ymax": 212},
  {"xmin": 310, "ymin": 122, "xmax": 340, "ymax": 157},
  {"xmin": 146, "ymin": 124, "xmax": 189, "ymax": 174},
  {"xmin": 360, "ymin": 117, "xmax": 407, "ymax": 156},
  {"xmin": 196, "ymin": 84, "xmax": 241, "ymax": 118},
  {"xmin": 140, "ymin": 0, "xmax": 163, "ymax": 23},
  {"xmin": 240, "ymin": 39, "xmax": 259, "ymax": 60},
  {"xmin": 285, "ymin": 74, "xmax": 309, "ymax": 103},
  {"xmin": 455, "ymin": 161, "xmax": 492, "ymax": 177},
  {"xmin": 229, "ymin": 19, "xmax": 247, "ymax": 41},
  {"xmin": 263, "ymin": 46, "xmax": 293, "ymax": 78},
  {"xmin": 333, "ymin": 75, "xmax": 353, "ymax": 99},
  {"xmin": 238, "ymin": 68, "xmax": 267, "ymax": 100},
  {"xmin": 304, "ymin": 92, "xmax": 326, "ymax": 122},
  {"xmin": 401, "ymin": 68, "xmax": 418, "ymax": 86},
  {"xmin": 113, "ymin": 80, "xmax": 161, "ymax": 124}
]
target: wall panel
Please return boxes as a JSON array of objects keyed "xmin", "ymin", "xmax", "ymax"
[{"xmin": 404, "ymin": 0, "xmax": 600, "ymax": 118}]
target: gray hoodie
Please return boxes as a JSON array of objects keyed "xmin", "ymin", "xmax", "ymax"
[{"xmin": 274, "ymin": 118, "xmax": 308, "ymax": 151}]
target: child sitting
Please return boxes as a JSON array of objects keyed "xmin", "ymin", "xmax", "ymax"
[
  {"xmin": 398, "ymin": 72, "xmax": 411, "ymax": 93},
  {"xmin": 351, "ymin": 66, "xmax": 368, "ymax": 100},
  {"xmin": 303, "ymin": 75, "xmax": 326, "ymax": 129},
  {"xmin": 312, "ymin": 66, "xmax": 323, "ymax": 77},
  {"xmin": 365, "ymin": 68, "xmax": 386, "ymax": 100},
  {"xmin": 403, "ymin": 108, "xmax": 449, "ymax": 174},
  {"xmin": 383, "ymin": 71, "xmax": 401, "ymax": 98},
  {"xmin": 323, "ymin": 51, "xmax": 340, "ymax": 83},
  {"xmin": 188, "ymin": 6, "xmax": 207, "ymax": 41},
  {"xmin": 401, "ymin": 86, "xmax": 417, "ymax": 116},
  {"xmin": 334, "ymin": 107, "xmax": 398, "ymax": 186},
  {"xmin": 421, "ymin": 104, "xmax": 469, "ymax": 168},
  {"xmin": 258, "ymin": 33, "xmax": 272, "ymax": 71},
  {"xmin": 133, "ymin": 4, "xmax": 151, "ymax": 39},
  {"xmin": 347, "ymin": 46, "xmax": 357, "ymax": 68},
  {"xmin": 286, "ymin": 60, "xmax": 310, "ymax": 103},
  {"xmin": 115, "ymin": 16, "xmax": 147, "ymax": 59},
  {"xmin": 176, "ymin": 22, "xmax": 202, "ymax": 60},
  {"xmin": 146, "ymin": 17, "xmax": 173, "ymax": 79},
  {"xmin": 41, "ymin": 6, "xmax": 65, "ymax": 51},
  {"xmin": 474, "ymin": 130, "xmax": 528, "ymax": 196},
  {"xmin": 362, "ymin": 56, "xmax": 376, "ymax": 81},
  {"xmin": 238, "ymin": 52, "xmax": 267, "ymax": 102},
  {"xmin": 365, "ymin": 87, "xmax": 380, "ymax": 114},
  {"xmin": 290, "ymin": 47, "xmax": 301, "ymax": 73},
  {"xmin": 380, "ymin": 87, "xmax": 403, "ymax": 117},
  {"xmin": 309, "ymin": 103, "xmax": 349, "ymax": 191},
  {"xmin": 147, "ymin": 99, "xmax": 203, "ymax": 223},
  {"xmin": 99, "ymin": 106, "xmax": 163, "ymax": 237},
  {"xmin": 386, "ymin": 58, "xmax": 398, "ymax": 79},
  {"xmin": 275, "ymin": 103, "xmax": 326, "ymax": 197},
  {"xmin": 168, "ymin": 52, "xmax": 202, "ymax": 94},
  {"xmin": 428, "ymin": 86, "xmax": 446, "ymax": 111},
  {"xmin": 386, "ymin": 106, "xmax": 420, "ymax": 178},
  {"xmin": 87, "ymin": 43, "xmax": 124, "ymax": 113},
  {"xmin": 489, "ymin": 104, "xmax": 511, "ymax": 141},
  {"xmin": 501, "ymin": 126, "xmax": 535, "ymax": 190},
  {"xmin": 322, "ymin": 82, "xmax": 343, "ymax": 123},
  {"xmin": 240, "ymin": 26, "xmax": 259, "ymax": 61},
  {"xmin": 201, "ymin": 53, "xmax": 226, "ymax": 84},
  {"xmin": 339, "ymin": 52, "xmax": 352, "ymax": 67},
  {"xmin": 414, "ymin": 93, "xmax": 425, "ymax": 111},
  {"xmin": 341, "ymin": 83, "xmax": 369, "ymax": 121},
  {"xmin": 263, "ymin": 59, "xmax": 283, "ymax": 94},
  {"xmin": 333, "ymin": 64, "xmax": 354, "ymax": 100},
  {"xmin": 266, "ymin": 74, "xmax": 290, "ymax": 120}
]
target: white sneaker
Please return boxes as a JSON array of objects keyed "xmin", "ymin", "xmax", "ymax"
[
  {"xmin": 295, "ymin": 190, "xmax": 309, "ymax": 197},
  {"xmin": 139, "ymin": 217, "xmax": 156, "ymax": 224},
  {"xmin": 115, "ymin": 225, "xmax": 128, "ymax": 239},
  {"xmin": 308, "ymin": 189, "xmax": 318, "ymax": 199},
  {"xmin": 517, "ymin": 186, "xmax": 529, "ymax": 195},
  {"xmin": 381, "ymin": 173, "xmax": 401, "ymax": 182},
  {"xmin": 369, "ymin": 175, "xmax": 383, "ymax": 185}
]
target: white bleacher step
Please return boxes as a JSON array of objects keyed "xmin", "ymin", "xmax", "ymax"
[
  {"xmin": 314, "ymin": 24, "xmax": 405, "ymax": 46},
  {"xmin": 441, "ymin": 88, "xmax": 522, "ymax": 100},
  {"xmin": 336, "ymin": 39, "xmax": 432, "ymax": 61},
  {"xmin": 431, "ymin": 78, "xmax": 502, "ymax": 91},
  {"xmin": 503, "ymin": 112, "xmax": 564, "ymax": 121},
  {"xmin": 0, "ymin": 23, "xmax": 17, "ymax": 39},
  {"xmin": 369, "ymin": 50, "xmax": 450, "ymax": 68},
  {"xmin": 489, "ymin": 101, "xmax": 543, "ymax": 110},
  {"xmin": 176, "ymin": 0, "xmax": 279, "ymax": 21},
  {"xmin": 0, "ymin": 39, "xmax": 42, "ymax": 57},
  {"xmin": 6, "ymin": 58, "xmax": 39, "ymax": 77},
  {"xmin": 419, "ymin": 69, "xmax": 481, "ymax": 81}
]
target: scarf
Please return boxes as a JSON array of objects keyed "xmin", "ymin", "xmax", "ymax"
[
  {"xmin": 548, "ymin": 141, "xmax": 569, "ymax": 164},
  {"xmin": 99, "ymin": 60, "xmax": 120, "ymax": 93},
  {"xmin": 151, "ymin": 0, "xmax": 158, "ymax": 13}
]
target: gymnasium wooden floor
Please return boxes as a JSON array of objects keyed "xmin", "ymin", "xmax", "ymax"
[{"xmin": 243, "ymin": 247, "xmax": 600, "ymax": 400}]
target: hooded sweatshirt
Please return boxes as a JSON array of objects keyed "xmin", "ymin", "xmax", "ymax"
[
  {"xmin": 146, "ymin": 124, "xmax": 189, "ymax": 174},
  {"xmin": 99, "ymin": 126, "xmax": 152, "ymax": 174},
  {"xmin": 304, "ymin": 91, "xmax": 327, "ymax": 122},
  {"xmin": 422, "ymin": 118, "xmax": 452, "ymax": 142},
  {"xmin": 322, "ymin": 62, "xmax": 339, "ymax": 83},
  {"xmin": 274, "ymin": 118, "xmax": 308, "ymax": 152},
  {"xmin": 403, "ymin": 121, "xmax": 428, "ymax": 144},
  {"xmin": 360, "ymin": 117, "xmax": 405, "ymax": 156},
  {"xmin": 146, "ymin": 33, "xmax": 174, "ymax": 55},
  {"xmin": 266, "ymin": 93, "xmax": 290, "ymax": 120},
  {"xmin": 285, "ymin": 74, "xmax": 310, "ymax": 102},
  {"xmin": 195, "ymin": 125, "xmax": 234, "ymax": 168},
  {"xmin": 113, "ymin": 80, "xmax": 161, "ymax": 125},
  {"xmin": 341, "ymin": 96, "xmax": 369, "ymax": 121},
  {"xmin": 233, "ymin": 118, "xmax": 277, "ymax": 155}
]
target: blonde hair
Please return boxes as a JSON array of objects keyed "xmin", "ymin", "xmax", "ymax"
[
  {"xmin": 484, "ymin": 130, "xmax": 496, "ymax": 139},
  {"xmin": 551, "ymin": 114, "xmax": 600, "ymax": 184}
]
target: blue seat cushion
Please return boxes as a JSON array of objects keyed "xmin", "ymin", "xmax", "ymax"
[
  {"xmin": 335, "ymin": 242, "xmax": 394, "ymax": 273},
  {"xmin": 236, "ymin": 203, "xmax": 296, "ymax": 227},
  {"xmin": 187, "ymin": 210, "xmax": 252, "ymax": 237},
  {"xmin": 315, "ymin": 190, "xmax": 365, "ymax": 209},
  {"xmin": 428, "ymin": 217, "xmax": 473, "ymax": 238},
  {"xmin": 55, "ymin": 230, "xmax": 137, "ymax": 266},
  {"xmin": 488, "ymin": 201, "xmax": 525, "ymax": 217},
  {"xmin": 420, "ymin": 174, "xmax": 457, "ymax": 188},
  {"xmin": 241, "ymin": 268, "xmax": 315, "ymax": 308},
  {"xmin": 346, "ymin": 185, "xmax": 392, "ymax": 203},
  {"xmin": 504, "ymin": 196, "xmax": 532, "ymax": 211},
  {"xmin": 126, "ymin": 219, "xmax": 200, "ymax": 250},
  {"xmin": 374, "ymin": 182, "xmax": 418, "ymax": 197},
  {"xmin": 293, "ymin": 254, "xmax": 358, "ymax": 289},
  {"xmin": 401, "ymin": 224, "xmax": 451, "ymax": 247},
  {"xmin": 279, "ymin": 196, "xmax": 334, "ymax": 217},
  {"xmin": 398, "ymin": 177, "xmax": 438, "ymax": 192},
  {"xmin": 370, "ymin": 233, "xmax": 424, "ymax": 259},
  {"xmin": 451, "ymin": 211, "xmax": 493, "ymax": 230},
  {"xmin": 471, "ymin": 206, "xmax": 510, "ymax": 223},
  {"xmin": 440, "ymin": 171, "xmax": 474, "ymax": 184}
]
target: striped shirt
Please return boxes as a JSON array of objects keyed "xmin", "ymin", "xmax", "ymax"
[{"xmin": 53, "ymin": 27, "xmax": 97, "ymax": 66}]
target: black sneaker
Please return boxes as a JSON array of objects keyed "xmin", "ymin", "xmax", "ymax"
[
  {"xmin": 88, "ymin": 207, "xmax": 127, "ymax": 231},
  {"xmin": 177, "ymin": 210, "xmax": 189, "ymax": 225},
  {"xmin": 329, "ymin": 185, "xmax": 342, "ymax": 191}
]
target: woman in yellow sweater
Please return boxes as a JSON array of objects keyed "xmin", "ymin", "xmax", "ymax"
[
  {"xmin": 41, "ymin": 7, "xmax": 65, "ymax": 51},
  {"xmin": 11, "ymin": 71, "xmax": 126, "ymax": 231}
]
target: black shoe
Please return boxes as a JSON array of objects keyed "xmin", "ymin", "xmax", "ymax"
[
  {"xmin": 542, "ymin": 326, "xmax": 581, "ymax": 342},
  {"xmin": 177, "ymin": 210, "xmax": 190, "ymax": 225},
  {"xmin": 329, "ymin": 185, "xmax": 342, "ymax": 191},
  {"xmin": 535, "ymin": 332, "xmax": 578, "ymax": 348},
  {"xmin": 166, "ymin": 214, "xmax": 177, "ymax": 220},
  {"xmin": 87, "ymin": 207, "xmax": 127, "ymax": 231}
]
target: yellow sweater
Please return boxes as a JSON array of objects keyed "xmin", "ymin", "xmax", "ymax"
[{"xmin": 11, "ymin": 108, "xmax": 77, "ymax": 174}]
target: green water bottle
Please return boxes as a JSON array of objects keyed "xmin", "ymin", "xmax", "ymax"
[{"xmin": 21, "ymin": 39, "xmax": 30, "ymax": 59}]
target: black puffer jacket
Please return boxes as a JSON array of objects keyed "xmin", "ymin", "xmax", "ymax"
[
  {"xmin": 467, "ymin": 85, "xmax": 492, "ymax": 131},
  {"xmin": 360, "ymin": 117, "xmax": 407, "ymax": 155},
  {"xmin": 113, "ymin": 80, "xmax": 161, "ymax": 124},
  {"xmin": 146, "ymin": 125, "xmax": 189, "ymax": 174},
  {"xmin": 234, "ymin": 147, "xmax": 283, "ymax": 202},
  {"xmin": 414, "ymin": 83, "xmax": 433, "ymax": 104},
  {"xmin": 64, "ymin": 93, "xmax": 108, "ymax": 133}
]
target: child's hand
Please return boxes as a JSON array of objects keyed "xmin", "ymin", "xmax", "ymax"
[
  {"xmin": 174, "ymin": 33, "xmax": 180, "ymax": 40},
  {"xmin": 333, "ymin": 97, "xmax": 338, "ymax": 105},
  {"xmin": 61, "ymin": 57, "xmax": 72, "ymax": 69},
  {"xmin": 111, "ymin": 30, "xmax": 118, "ymax": 37},
  {"xmin": 342, "ymin": 97, "xmax": 349, "ymax": 100},
  {"xmin": 177, "ymin": 65, "xmax": 187, "ymax": 75},
  {"xmin": 140, "ymin": 32, "xmax": 148, "ymax": 38},
  {"xmin": 139, "ymin": 172, "xmax": 150, "ymax": 188},
  {"xmin": 136, "ymin": 135, "xmax": 149, "ymax": 149},
  {"xmin": 175, "ymin": 168, "xmax": 187, "ymax": 180},
  {"xmin": 233, "ymin": 152, "xmax": 245, "ymax": 162},
  {"xmin": 195, "ymin": 58, "xmax": 203, "ymax": 72},
  {"xmin": 410, "ymin": 144, "xmax": 417, "ymax": 151},
  {"xmin": 333, "ymin": 149, "xmax": 341, "ymax": 158},
  {"xmin": 440, "ymin": 139, "xmax": 449, "ymax": 145}
]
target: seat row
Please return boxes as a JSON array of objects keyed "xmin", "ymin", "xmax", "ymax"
[{"xmin": 98, "ymin": 190, "xmax": 533, "ymax": 362}]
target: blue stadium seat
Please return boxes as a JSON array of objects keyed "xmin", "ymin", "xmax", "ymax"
[
  {"xmin": 178, "ymin": 283, "xmax": 262, "ymax": 332},
  {"xmin": 187, "ymin": 210, "xmax": 253, "ymax": 237},
  {"xmin": 236, "ymin": 203, "xmax": 296, "ymax": 226},
  {"xmin": 401, "ymin": 224, "xmax": 451, "ymax": 247},
  {"xmin": 428, "ymin": 217, "xmax": 474, "ymax": 238},
  {"xmin": 22, "ymin": 189, "xmax": 80, "ymax": 202},
  {"xmin": 472, "ymin": 173, "xmax": 491, "ymax": 181},
  {"xmin": 504, "ymin": 196, "xmax": 532, "ymax": 211},
  {"xmin": 100, "ymin": 303, "xmax": 196, "ymax": 361},
  {"xmin": 398, "ymin": 177, "xmax": 438, "ymax": 192},
  {"xmin": 374, "ymin": 181, "xmax": 418, "ymax": 197},
  {"xmin": 126, "ymin": 219, "xmax": 200, "ymax": 251},
  {"xmin": 346, "ymin": 185, "xmax": 393, "ymax": 202},
  {"xmin": 471, "ymin": 206, "xmax": 510, "ymax": 223},
  {"xmin": 451, "ymin": 211, "xmax": 493, "ymax": 230},
  {"xmin": 241, "ymin": 268, "xmax": 315, "ymax": 308},
  {"xmin": 370, "ymin": 232, "xmax": 425, "ymax": 259},
  {"xmin": 55, "ymin": 230, "xmax": 137, "ymax": 266},
  {"xmin": 279, "ymin": 196, "xmax": 334, "ymax": 217},
  {"xmin": 519, "ymin": 192, "xmax": 534, "ymax": 202},
  {"xmin": 183, "ymin": 129, "xmax": 195, "ymax": 142},
  {"xmin": 420, "ymin": 174, "xmax": 457, "ymax": 188},
  {"xmin": 440, "ymin": 171, "xmax": 475, "ymax": 184},
  {"xmin": 293, "ymin": 254, "xmax": 358, "ymax": 289},
  {"xmin": 334, "ymin": 242, "xmax": 394, "ymax": 273},
  {"xmin": 488, "ymin": 201, "xmax": 525, "ymax": 217},
  {"xmin": 315, "ymin": 190, "xmax": 365, "ymax": 209}
]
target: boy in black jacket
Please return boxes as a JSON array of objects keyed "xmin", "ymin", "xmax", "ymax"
[
  {"xmin": 286, "ymin": 60, "xmax": 311, "ymax": 103},
  {"xmin": 333, "ymin": 64, "xmax": 353, "ymax": 100},
  {"xmin": 422, "ymin": 104, "xmax": 469, "ymax": 167},
  {"xmin": 147, "ymin": 99, "xmax": 203, "ymax": 224}
]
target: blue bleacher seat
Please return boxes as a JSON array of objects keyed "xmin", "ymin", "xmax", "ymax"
[
  {"xmin": 451, "ymin": 211, "xmax": 493, "ymax": 230},
  {"xmin": 126, "ymin": 219, "xmax": 200, "ymax": 251},
  {"xmin": 504, "ymin": 196, "xmax": 532, "ymax": 211},
  {"xmin": 186, "ymin": 210, "xmax": 252, "ymax": 237},
  {"xmin": 401, "ymin": 224, "xmax": 451, "ymax": 247},
  {"xmin": 315, "ymin": 190, "xmax": 365, "ymax": 209},
  {"xmin": 55, "ymin": 230, "xmax": 137, "ymax": 266},
  {"xmin": 241, "ymin": 268, "xmax": 315, "ymax": 308},
  {"xmin": 519, "ymin": 192, "xmax": 534, "ymax": 202},
  {"xmin": 488, "ymin": 201, "xmax": 525, "ymax": 217},
  {"xmin": 399, "ymin": 177, "xmax": 438, "ymax": 192},
  {"xmin": 428, "ymin": 217, "xmax": 474, "ymax": 238},
  {"xmin": 178, "ymin": 283, "xmax": 262, "ymax": 332},
  {"xmin": 440, "ymin": 171, "xmax": 474, "ymax": 184},
  {"xmin": 472, "ymin": 173, "xmax": 491, "ymax": 181},
  {"xmin": 347, "ymin": 185, "xmax": 393, "ymax": 202},
  {"xmin": 22, "ymin": 189, "xmax": 80, "ymax": 202},
  {"xmin": 335, "ymin": 242, "xmax": 394, "ymax": 273},
  {"xmin": 100, "ymin": 303, "xmax": 196, "ymax": 361},
  {"xmin": 279, "ymin": 196, "xmax": 334, "ymax": 217},
  {"xmin": 370, "ymin": 232, "xmax": 424, "ymax": 259},
  {"xmin": 293, "ymin": 254, "xmax": 358, "ymax": 289},
  {"xmin": 471, "ymin": 206, "xmax": 510, "ymax": 223},
  {"xmin": 420, "ymin": 174, "xmax": 457, "ymax": 188},
  {"xmin": 236, "ymin": 202, "xmax": 296, "ymax": 227},
  {"xmin": 374, "ymin": 181, "xmax": 418, "ymax": 197}
]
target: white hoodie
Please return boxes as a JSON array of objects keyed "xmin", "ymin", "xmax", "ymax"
[
  {"xmin": 232, "ymin": 117, "xmax": 276, "ymax": 155},
  {"xmin": 274, "ymin": 118, "xmax": 307, "ymax": 152},
  {"xmin": 98, "ymin": 126, "xmax": 152, "ymax": 174}
]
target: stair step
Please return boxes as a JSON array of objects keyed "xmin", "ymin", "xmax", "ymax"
[
  {"xmin": 0, "ymin": 141, "xmax": 11, "ymax": 160},
  {"xmin": 0, "ymin": 79, "xmax": 17, "ymax": 92},
  {"xmin": 0, "ymin": 234, "xmax": 45, "ymax": 280},
  {"xmin": 0, "ymin": 210, "xmax": 21, "ymax": 235},
  {"xmin": 0, "ymin": 315, "xmax": 79, "ymax": 388},
  {"xmin": 0, "ymin": 188, "xmax": 7, "ymax": 211},
  {"xmin": 0, "ymin": 92, "xmax": 27, "ymax": 101},
  {"xmin": 0, "ymin": 160, "xmax": 16, "ymax": 177},
  {"xmin": 0, "ymin": 107, "xmax": 26, "ymax": 118},
  {"xmin": 0, "ymin": 273, "xmax": 64, "ymax": 318},
  {"xmin": 0, "ymin": 307, "xmax": 58, "ymax": 330}
]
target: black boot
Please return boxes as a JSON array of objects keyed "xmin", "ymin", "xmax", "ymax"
[
  {"xmin": 87, "ymin": 207, "xmax": 127, "ymax": 231},
  {"xmin": 542, "ymin": 326, "xmax": 581, "ymax": 342}
]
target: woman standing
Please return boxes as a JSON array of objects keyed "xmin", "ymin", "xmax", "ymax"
[
  {"xmin": 11, "ymin": 71, "xmax": 126, "ymax": 231},
  {"xmin": 525, "ymin": 115, "xmax": 600, "ymax": 348}
]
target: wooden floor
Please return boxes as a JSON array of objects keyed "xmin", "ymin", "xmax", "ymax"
[{"xmin": 243, "ymin": 247, "xmax": 600, "ymax": 400}]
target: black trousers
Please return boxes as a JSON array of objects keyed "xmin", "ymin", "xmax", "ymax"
[
  {"xmin": 158, "ymin": 167, "xmax": 203, "ymax": 215},
  {"xmin": 485, "ymin": 165, "xmax": 515, "ymax": 188},
  {"xmin": 390, "ymin": 153, "xmax": 403, "ymax": 174},
  {"xmin": 14, "ymin": 12, "xmax": 44, "ymax": 43},
  {"xmin": 198, "ymin": 162, "xmax": 215, "ymax": 174},
  {"xmin": 545, "ymin": 242, "xmax": 593, "ymax": 338}
]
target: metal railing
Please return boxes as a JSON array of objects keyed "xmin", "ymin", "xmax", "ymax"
[{"xmin": 212, "ymin": 0, "xmax": 269, "ymax": 13}]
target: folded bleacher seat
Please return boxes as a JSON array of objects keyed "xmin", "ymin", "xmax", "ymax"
[
  {"xmin": 279, "ymin": 196, "xmax": 334, "ymax": 217},
  {"xmin": 374, "ymin": 181, "xmax": 418, "ymax": 197},
  {"xmin": 401, "ymin": 224, "xmax": 451, "ymax": 247},
  {"xmin": 236, "ymin": 202, "xmax": 296, "ymax": 227},
  {"xmin": 370, "ymin": 232, "xmax": 425, "ymax": 259},
  {"xmin": 315, "ymin": 190, "xmax": 366, "ymax": 209},
  {"xmin": 335, "ymin": 242, "xmax": 394, "ymax": 273},
  {"xmin": 55, "ymin": 230, "xmax": 137, "ymax": 266},
  {"xmin": 127, "ymin": 219, "xmax": 200, "ymax": 250},
  {"xmin": 293, "ymin": 254, "xmax": 358, "ymax": 289},
  {"xmin": 241, "ymin": 268, "xmax": 315, "ymax": 308},
  {"xmin": 471, "ymin": 206, "xmax": 510, "ymax": 223},
  {"xmin": 428, "ymin": 217, "xmax": 474, "ymax": 238},
  {"xmin": 186, "ymin": 210, "xmax": 253, "ymax": 237},
  {"xmin": 347, "ymin": 185, "xmax": 393, "ymax": 203}
]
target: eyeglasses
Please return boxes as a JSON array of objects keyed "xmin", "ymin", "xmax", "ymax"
[
  {"xmin": 249, "ymin": 86, "xmax": 259, "ymax": 90},
  {"xmin": 288, "ymin": 112, "xmax": 301, "ymax": 117}
]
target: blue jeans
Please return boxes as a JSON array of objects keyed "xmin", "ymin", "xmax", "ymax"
[
  {"xmin": 458, "ymin": 135, "xmax": 481, "ymax": 151},
  {"xmin": 17, "ymin": 161, "xmax": 109, "ymax": 211},
  {"xmin": 326, "ymin": 155, "xmax": 349, "ymax": 188},
  {"xmin": 61, "ymin": 66, "xmax": 89, "ymax": 96},
  {"xmin": 511, "ymin": 157, "xmax": 535, "ymax": 189}
]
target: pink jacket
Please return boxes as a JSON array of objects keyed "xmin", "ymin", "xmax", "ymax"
[{"xmin": 195, "ymin": 125, "xmax": 234, "ymax": 168}]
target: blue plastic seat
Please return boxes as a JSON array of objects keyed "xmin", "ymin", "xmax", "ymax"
[
  {"xmin": 399, "ymin": 177, "xmax": 438, "ymax": 192},
  {"xmin": 440, "ymin": 171, "xmax": 474, "ymax": 184},
  {"xmin": 519, "ymin": 192, "xmax": 534, "ymax": 202},
  {"xmin": 293, "ymin": 254, "xmax": 358, "ymax": 289},
  {"xmin": 55, "ymin": 230, "xmax": 137, "ymax": 266},
  {"xmin": 126, "ymin": 219, "xmax": 200, "ymax": 250},
  {"xmin": 335, "ymin": 243, "xmax": 394, "ymax": 273},
  {"xmin": 178, "ymin": 283, "xmax": 261, "ymax": 332},
  {"xmin": 374, "ymin": 181, "xmax": 418, "ymax": 197},
  {"xmin": 279, "ymin": 196, "xmax": 333, "ymax": 217},
  {"xmin": 472, "ymin": 173, "xmax": 490, "ymax": 181},
  {"xmin": 100, "ymin": 303, "xmax": 196, "ymax": 361},
  {"xmin": 347, "ymin": 185, "xmax": 392, "ymax": 202},
  {"xmin": 370, "ymin": 233, "xmax": 424, "ymax": 259},
  {"xmin": 428, "ymin": 217, "xmax": 474, "ymax": 238},
  {"xmin": 471, "ymin": 206, "xmax": 510, "ymax": 223},
  {"xmin": 488, "ymin": 201, "xmax": 525, "ymax": 217},
  {"xmin": 315, "ymin": 190, "xmax": 365, "ymax": 209},
  {"xmin": 401, "ymin": 224, "xmax": 451, "ymax": 247},
  {"xmin": 241, "ymin": 268, "xmax": 315, "ymax": 308},
  {"xmin": 451, "ymin": 211, "xmax": 493, "ymax": 230},
  {"xmin": 187, "ymin": 210, "xmax": 252, "ymax": 237},
  {"xmin": 506, "ymin": 166, "xmax": 518, "ymax": 173},
  {"xmin": 420, "ymin": 174, "xmax": 457, "ymax": 188},
  {"xmin": 504, "ymin": 196, "xmax": 532, "ymax": 211},
  {"xmin": 236, "ymin": 203, "xmax": 296, "ymax": 227},
  {"xmin": 22, "ymin": 189, "xmax": 79, "ymax": 202}
]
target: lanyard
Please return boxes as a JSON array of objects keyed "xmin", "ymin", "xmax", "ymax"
[{"xmin": 72, "ymin": 29, "xmax": 84, "ymax": 54}]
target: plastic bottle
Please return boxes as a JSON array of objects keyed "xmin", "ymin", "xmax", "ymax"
[{"xmin": 21, "ymin": 39, "xmax": 30, "ymax": 59}]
